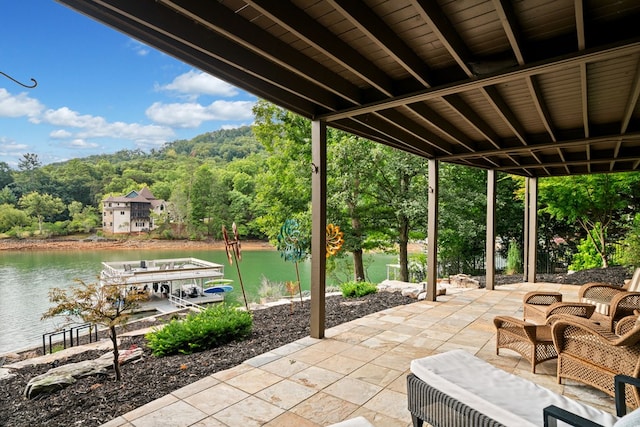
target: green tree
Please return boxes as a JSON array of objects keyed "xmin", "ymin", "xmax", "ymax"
[
  {"xmin": 189, "ymin": 165, "xmax": 221, "ymax": 237},
  {"xmin": 67, "ymin": 201, "xmax": 100, "ymax": 233},
  {"xmin": 539, "ymin": 173, "xmax": 640, "ymax": 268},
  {"xmin": 0, "ymin": 203, "xmax": 31, "ymax": 232},
  {"xmin": 369, "ymin": 146, "xmax": 428, "ymax": 281},
  {"xmin": 252, "ymin": 100, "xmax": 311, "ymax": 240},
  {"xmin": 0, "ymin": 186, "xmax": 17, "ymax": 205},
  {"xmin": 0, "ymin": 161, "xmax": 13, "ymax": 189},
  {"xmin": 42, "ymin": 280, "xmax": 145, "ymax": 381},
  {"xmin": 18, "ymin": 192, "xmax": 65, "ymax": 234},
  {"xmin": 328, "ymin": 135, "xmax": 378, "ymax": 281},
  {"xmin": 18, "ymin": 153, "xmax": 41, "ymax": 171},
  {"xmin": 438, "ymin": 164, "xmax": 487, "ymax": 275},
  {"xmin": 621, "ymin": 213, "xmax": 640, "ymax": 269}
]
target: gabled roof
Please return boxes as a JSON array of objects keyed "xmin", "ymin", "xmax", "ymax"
[
  {"xmin": 58, "ymin": 0, "xmax": 640, "ymax": 177},
  {"xmin": 104, "ymin": 187, "xmax": 157, "ymax": 204}
]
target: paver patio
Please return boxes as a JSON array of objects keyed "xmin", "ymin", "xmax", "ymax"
[{"xmin": 101, "ymin": 282, "xmax": 615, "ymax": 426}]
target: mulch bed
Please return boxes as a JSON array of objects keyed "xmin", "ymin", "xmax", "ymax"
[
  {"xmin": 0, "ymin": 292, "xmax": 413, "ymax": 427},
  {"xmin": 0, "ymin": 266, "xmax": 632, "ymax": 427}
]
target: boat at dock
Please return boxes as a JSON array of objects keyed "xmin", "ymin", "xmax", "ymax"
[
  {"xmin": 203, "ymin": 278, "xmax": 234, "ymax": 294},
  {"xmin": 100, "ymin": 257, "xmax": 230, "ymax": 313}
]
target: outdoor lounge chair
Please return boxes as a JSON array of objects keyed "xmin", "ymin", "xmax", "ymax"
[
  {"xmin": 523, "ymin": 291, "xmax": 563, "ymax": 323},
  {"xmin": 577, "ymin": 267, "xmax": 640, "ymax": 330},
  {"xmin": 407, "ymin": 350, "xmax": 624, "ymax": 427},
  {"xmin": 494, "ymin": 302, "xmax": 595, "ymax": 372},
  {"xmin": 551, "ymin": 314, "xmax": 640, "ymax": 410}
]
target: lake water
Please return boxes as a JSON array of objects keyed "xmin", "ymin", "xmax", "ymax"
[{"xmin": 0, "ymin": 248, "xmax": 397, "ymax": 354}]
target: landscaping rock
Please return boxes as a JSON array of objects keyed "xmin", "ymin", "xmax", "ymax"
[
  {"xmin": 449, "ymin": 274, "xmax": 480, "ymax": 288},
  {"xmin": 24, "ymin": 347, "xmax": 143, "ymax": 399}
]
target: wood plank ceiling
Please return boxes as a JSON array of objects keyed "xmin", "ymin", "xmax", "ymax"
[{"xmin": 57, "ymin": 0, "xmax": 640, "ymax": 177}]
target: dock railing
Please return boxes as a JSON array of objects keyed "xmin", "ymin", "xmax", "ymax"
[{"xmin": 168, "ymin": 294, "xmax": 206, "ymax": 311}]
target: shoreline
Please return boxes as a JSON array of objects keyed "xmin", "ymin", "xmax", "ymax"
[{"xmin": 0, "ymin": 237, "xmax": 276, "ymax": 252}]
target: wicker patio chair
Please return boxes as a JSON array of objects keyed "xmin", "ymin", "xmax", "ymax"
[
  {"xmin": 577, "ymin": 268, "xmax": 640, "ymax": 330},
  {"xmin": 523, "ymin": 291, "xmax": 563, "ymax": 323},
  {"xmin": 551, "ymin": 314, "xmax": 640, "ymax": 410},
  {"xmin": 495, "ymin": 302, "xmax": 595, "ymax": 372}
]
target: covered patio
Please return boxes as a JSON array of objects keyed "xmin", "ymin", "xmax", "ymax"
[
  {"xmin": 51, "ymin": 2, "xmax": 639, "ymax": 425},
  {"xmin": 56, "ymin": 0, "xmax": 640, "ymax": 339},
  {"xmin": 100, "ymin": 282, "xmax": 614, "ymax": 426}
]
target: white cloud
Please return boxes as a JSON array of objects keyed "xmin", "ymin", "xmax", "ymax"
[
  {"xmin": 127, "ymin": 39, "xmax": 150, "ymax": 56},
  {"xmin": 0, "ymin": 137, "xmax": 28, "ymax": 152},
  {"xmin": 145, "ymin": 100, "xmax": 255, "ymax": 128},
  {"xmin": 40, "ymin": 107, "xmax": 175, "ymax": 147},
  {"xmin": 221, "ymin": 123, "xmax": 252, "ymax": 130},
  {"xmin": 50, "ymin": 129, "xmax": 72, "ymax": 139},
  {"xmin": 157, "ymin": 70, "xmax": 239, "ymax": 98},
  {"xmin": 67, "ymin": 139, "xmax": 99, "ymax": 149},
  {"xmin": 0, "ymin": 89, "xmax": 44, "ymax": 118}
]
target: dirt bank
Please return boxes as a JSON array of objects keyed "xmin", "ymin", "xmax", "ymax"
[{"xmin": 0, "ymin": 237, "xmax": 275, "ymax": 252}]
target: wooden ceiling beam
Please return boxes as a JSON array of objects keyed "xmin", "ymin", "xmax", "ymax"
[
  {"xmin": 442, "ymin": 94, "xmax": 502, "ymax": 149},
  {"xmin": 439, "ymin": 130, "xmax": 640, "ymax": 161},
  {"xmin": 245, "ymin": 0, "xmax": 395, "ymax": 97},
  {"xmin": 161, "ymin": 0, "xmax": 363, "ymax": 106},
  {"xmin": 407, "ymin": 102, "xmax": 478, "ymax": 152},
  {"xmin": 492, "ymin": 0, "xmax": 525, "ymax": 65},
  {"xmin": 326, "ymin": 0, "xmax": 433, "ymax": 88},
  {"xmin": 57, "ymin": 0, "xmax": 324, "ymax": 118},
  {"xmin": 410, "ymin": 0, "xmax": 475, "ymax": 76},
  {"xmin": 322, "ymin": 41, "xmax": 640, "ymax": 121}
]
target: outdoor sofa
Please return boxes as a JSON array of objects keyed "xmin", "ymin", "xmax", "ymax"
[{"xmin": 407, "ymin": 350, "xmax": 640, "ymax": 427}]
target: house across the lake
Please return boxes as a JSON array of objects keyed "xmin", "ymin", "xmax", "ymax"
[{"xmin": 102, "ymin": 187, "xmax": 166, "ymax": 234}]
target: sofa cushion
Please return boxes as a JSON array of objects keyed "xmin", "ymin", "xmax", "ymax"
[
  {"xmin": 614, "ymin": 407, "xmax": 640, "ymax": 426},
  {"xmin": 410, "ymin": 350, "xmax": 619, "ymax": 427}
]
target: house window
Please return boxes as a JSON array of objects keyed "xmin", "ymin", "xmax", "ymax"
[{"xmin": 121, "ymin": 211, "xmax": 125, "ymax": 215}]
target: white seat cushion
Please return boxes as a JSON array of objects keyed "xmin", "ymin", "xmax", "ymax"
[
  {"xmin": 581, "ymin": 297, "xmax": 611, "ymax": 315},
  {"xmin": 410, "ymin": 350, "xmax": 619, "ymax": 427},
  {"xmin": 327, "ymin": 416, "xmax": 374, "ymax": 427},
  {"xmin": 627, "ymin": 268, "xmax": 640, "ymax": 292}
]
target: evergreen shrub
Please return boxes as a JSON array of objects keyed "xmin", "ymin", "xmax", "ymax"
[
  {"xmin": 340, "ymin": 281, "xmax": 378, "ymax": 298},
  {"xmin": 146, "ymin": 304, "xmax": 253, "ymax": 356}
]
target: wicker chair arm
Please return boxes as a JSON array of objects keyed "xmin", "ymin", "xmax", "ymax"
[
  {"xmin": 550, "ymin": 315, "xmax": 618, "ymax": 349},
  {"xmin": 608, "ymin": 292, "xmax": 640, "ymax": 320},
  {"xmin": 616, "ymin": 315, "xmax": 639, "ymax": 337},
  {"xmin": 552, "ymin": 313, "xmax": 640, "ymax": 348},
  {"xmin": 545, "ymin": 302, "xmax": 596, "ymax": 320},
  {"xmin": 578, "ymin": 282, "xmax": 625, "ymax": 300},
  {"xmin": 494, "ymin": 315, "xmax": 536, "ymax": 340},
  {"xmin": 523, "ymin": 291, "xmax": 562, "ymax": 306}
]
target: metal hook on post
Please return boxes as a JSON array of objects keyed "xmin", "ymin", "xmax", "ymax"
[
  {"xmin": 0, "ymin": 71, "xmax": 38, "ymax": 88},
  {"xmin": 311, "ymin": 162, "xmax": 318, "ymax": 174}
]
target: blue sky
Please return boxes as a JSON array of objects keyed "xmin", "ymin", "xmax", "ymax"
[{"xmin": 0, "ymin": 1, "xmax": 257, "ymax": 168}]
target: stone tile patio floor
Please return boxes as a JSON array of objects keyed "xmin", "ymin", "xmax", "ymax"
[{"xmin": 102, "ymin": 282, "xmax": 615, "ymax": 427}]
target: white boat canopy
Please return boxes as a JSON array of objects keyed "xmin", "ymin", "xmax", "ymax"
[{"xmin": 100, "ymin": 257, "xmax": 224, "ymax": 286}]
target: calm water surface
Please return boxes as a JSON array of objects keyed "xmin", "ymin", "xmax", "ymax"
[{"xmin": 0, "ymin": 248, "xmax": 396, "ymax": 353}]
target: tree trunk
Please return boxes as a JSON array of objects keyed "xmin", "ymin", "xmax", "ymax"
[
  {"xmin": 347, "ymin": 196, "xmax": 366, "ymax": 281},
  {"xmin": 110, "ymin": 325, "xmax": 121, "ymax": 381},
  {"xmin": 399, "ymin": 214, "xmax": 410, "ymax": 282},
  {"xmin": 352, "ymin": 248, "xmax": 365, "ymax": 281}
]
